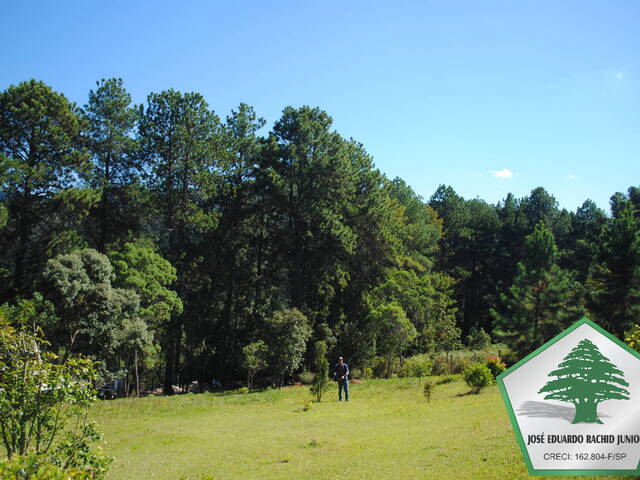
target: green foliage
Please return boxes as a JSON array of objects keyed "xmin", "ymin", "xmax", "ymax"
[
  {"xmin": 83, "ymin": 78, "xmax": 140, "ymax": 250},
  {"xmin": 0, "ymin": 80, "xmax": 91, "ymax": 295},
  {"xmin": 492, "ymin": 222, "xmax": 584, "ymax": 358},
  {"xmin": 462, "ymin": 362, "xmax": 494, "ymax": 394},
  {"xmin": 0, "ymin": 315, "xmax": 110, "ymax": 476},
  {"xmin": 539, "ymin": 339, "xmax": 629, "ymax": 424},
  {"xmin": 109, "ymin": 239, "xmax": 182, "ymax": 328},
  {"xmin": 465, "ymin": 327, "xmax": 491, "ymax": 350},
  {"xmin": 42, "ymin": 248, "xmax": 139, "ymax": 362},
  {"xmin": 242, "ymin": 340, "xmax": 268, "ymax": 390},
  {"xmin": 625, "ymin": 324, "xmax": 640, "ymax": 351},
  {"xmin": 0, "ymin": 455, "xmax": 95, "ymax": 480},
  {"xmin": 310, "ymin": 341, "xmax": 330, "ymax": 402},
  {"xmin": 484, "ymin": 356, "xmax": 506, "ymax": 379},
  {"xmin": 297, "ymin": 369, "xmax": 315, "ymax": 385},
  {"xmin": 370, "ymin": 303, "xmax": 417, "ymax": 377},
  {"xmin": 398, "ymin": 354, "xmax": 433, "ymax": 378},
  {"xmin": 587, "ymin": 202, "xmax": 640, "ymax": 337},
  {"xmin": 263, "ymin": 308, "xmax": 311, "ymax": 386},
  {"xmin": 0, "ymin": 203, "xmax": 7, "ymax": 228}
]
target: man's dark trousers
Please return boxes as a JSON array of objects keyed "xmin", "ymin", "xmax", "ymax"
[{"xmin": 338, "ymin": 379, "xmax": 349, "ymax": 401}]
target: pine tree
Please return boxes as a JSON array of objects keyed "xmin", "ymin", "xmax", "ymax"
[
  {"xmin": 492, "ymin": 222, "xmax": 584, "ymax": 357},
  {"xmin": 539, "ymin": 338, "xmax": 630, "ymax": 423}
]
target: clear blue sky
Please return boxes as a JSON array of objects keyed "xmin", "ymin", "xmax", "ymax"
[{"xmin": 2, "ymin": 1, "xmax": 639, "ymax": 212}]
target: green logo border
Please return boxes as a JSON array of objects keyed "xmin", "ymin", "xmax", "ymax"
[{"xmin": 497, "ymin": 317, "xmax": 640, "ymax": 476}]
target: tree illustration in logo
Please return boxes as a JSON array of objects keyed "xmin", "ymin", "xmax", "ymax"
[{"xmin": 538, "ymin": 339, "xmax": 630, "ymax": 423}]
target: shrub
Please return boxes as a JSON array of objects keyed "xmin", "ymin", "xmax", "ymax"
[
  {"xmin": 399, "ymin": 354, "xmax": 433, "ymax": 378},
  {"xmin": 450, "ymin": 357, "xmax": 471, "ymax": 374},
  {"xmin": 0, "ymin": 316, "xmax": 111, "ymax": 477},
  {"xmin": 297, "ymin": 369, "xmax": 315, "ymax": 385},
  {"xmin": 484, "ymin": 356, "xmax": 506, "ymax": 379},
  {"xmin": 0, "ymin": 455, "xmax": 95, "ymax": 480},
  {"xmin": 363, "ymin": 367, "xmax": 373, "ymax": 379},
  {"xmin": 423, "ymin": 381, "xmax": 435, "ymax": 402},
  {"xmin": 431, "ymin": 355, "xmax": 447, "ymax": 375},
  {"xmin": 462, "ymin": 362, "xmax": 494, "ymax": 394},
  {"xmin": 371, "ymin": 356, "xmax": 387, "ymax": 378}
]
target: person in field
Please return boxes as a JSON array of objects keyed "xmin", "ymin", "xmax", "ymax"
[{"xmin": 333, "ymin": 356, "xmax": 350, "ymax": 401}]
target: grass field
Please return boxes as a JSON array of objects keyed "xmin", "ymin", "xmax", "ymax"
[{"xmin": 92, "ymin": 377, "xmax": 629, "ymax": 480}]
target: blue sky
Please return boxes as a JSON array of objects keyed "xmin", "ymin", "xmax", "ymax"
[{"xmin": 2, "ymin": 1, "xmax": 639, "ymax": 212}]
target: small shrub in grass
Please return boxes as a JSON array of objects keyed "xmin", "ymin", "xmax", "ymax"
[
  {"xmin": 484, "ymin": 356, "xmax": 506, "ymax": 379},
  {"xmin": 363, "ymin": 367, "xmax": 373, "ymax": 379},
  {"xmin": 423, "ymin": 381, "xmax": 435, "ymax": 402},
  {"xmin": 462, "ymin": 362, "xmax": 494, "ymax": 394},
  {"xmin": 301, "ymin": 398, "xmax": 312, "ymax": 412},
  {"xmin": 237, "ymin": 386, "xmax": 250, "ymax": 394}
]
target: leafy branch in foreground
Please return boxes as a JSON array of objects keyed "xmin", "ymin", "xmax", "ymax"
[{"xmin": 0, "ymin": 311, "xmax": 111, "ymax": 477}]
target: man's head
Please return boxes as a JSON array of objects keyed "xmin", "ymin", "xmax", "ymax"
[{"xmin": 338, "ymin": 356, "xmax": 344, "ymax": 364}]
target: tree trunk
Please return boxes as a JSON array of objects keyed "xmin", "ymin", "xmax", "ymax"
[
  {"xmin": 134, "ymin": 347, "xmax": 140, "ymax": 397},
  {"xmin": 572, "ymin": 400, "xmax": 602, "ymax": 424}
]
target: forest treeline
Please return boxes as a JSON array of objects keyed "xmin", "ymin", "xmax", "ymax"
[{"xmin": 2, "ymin": 78, "xmax": 640, "ymax": 394}]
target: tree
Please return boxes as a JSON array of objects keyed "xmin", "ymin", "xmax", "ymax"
[
  {"xmin": 0, "ymin": 80, "xmax": 90, "ymax": 298},
  {"xmin": 108, "ymin": 239, "xmax": 183, "ymax": 332},
  {"xmin": 42, "ymin": 248, "xmax": 139, "ymax": 363},
  {"xmin": 242, "ymin": 340, "xmax": 268, "ymax": 390},
  {"xmin": 263, "ymin": 308, "xmax": 311, "ymax": 387},
  {"xmin": 370, "ymin": 303, "xmax": 417, "ymax": 377},
  {"xmin": 539, "ymin": 339, "xmax": 630, "ymax": 423},
  {"xmin": 310, "ymin": 340, "xmax": 330, "ymax": 402},
  {"xmin": 139, "ymin": 89, "xmax": 223, "ymax": 393},
  {"xmin": 83, "ymin": 78, "xmax": 140, "ymax": 251},
  {"xmin": 0, "ymin": 312, "xmax": 110, "ymax": 477},
  {"xmin": 587, "ymin": 203, "xmax": 640, "ymax": 337},
  {"xmin": 116, "ymin": 316, "xmax": 157, "ymax": 397},
  {"xmin": 492, "ymin": 222, "xmax": 583, "ymax": 357}
]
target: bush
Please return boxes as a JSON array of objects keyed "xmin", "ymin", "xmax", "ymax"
[
  {"xmin": 297, "ymin": 369, "xmax": 315, "ymax": 385},
  {"xmin": 484, "ymin": 356, "xmax": 506, "ymax": 379},
  {"xmin": 370, "ymin": 356, "xmax": 400, "ymax": 378},
  {"xmin": 462, "ymin": 362, "xmax": 494, "ymax": 394},
  {"xmin": 450, "ymin": 357, "xmax": 471, "ymax": 374},
  {"xmin": 431, "ymin": 355, "xmax": 447, "ymax": 376},
  {"xmin": 362, "ymin": 367, "xmax": 373, "ymax": 379},
  {"xmin": 0, "ymin": 455, "xmax": 95, "ymax": 480},
  {"xmin": 399, "ymin": 354, "xmax": 433, "ymax": 378}
]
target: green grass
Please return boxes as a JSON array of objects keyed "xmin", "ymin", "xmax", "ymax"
[{"xmin": 91, "ymin": 377, "xmax": 627, "ymax": 480}]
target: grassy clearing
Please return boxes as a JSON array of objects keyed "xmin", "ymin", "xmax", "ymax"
[{"xmin": 92, "ymin": 377, "xmax": 625, "ymax": 480}]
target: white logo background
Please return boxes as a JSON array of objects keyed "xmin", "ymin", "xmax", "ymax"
[{"xmin": 503, "ymin": 323, "xmax": 640, "ymax": 470}]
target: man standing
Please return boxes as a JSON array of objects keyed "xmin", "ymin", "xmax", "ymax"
[{"xmin": 334, "ymin": 356, "xmax": 349, "ymax": 401}]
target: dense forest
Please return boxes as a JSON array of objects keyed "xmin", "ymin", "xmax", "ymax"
[{"xmin": 2, "ymin": 78, "xmax": 639, "ymax": 394}]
